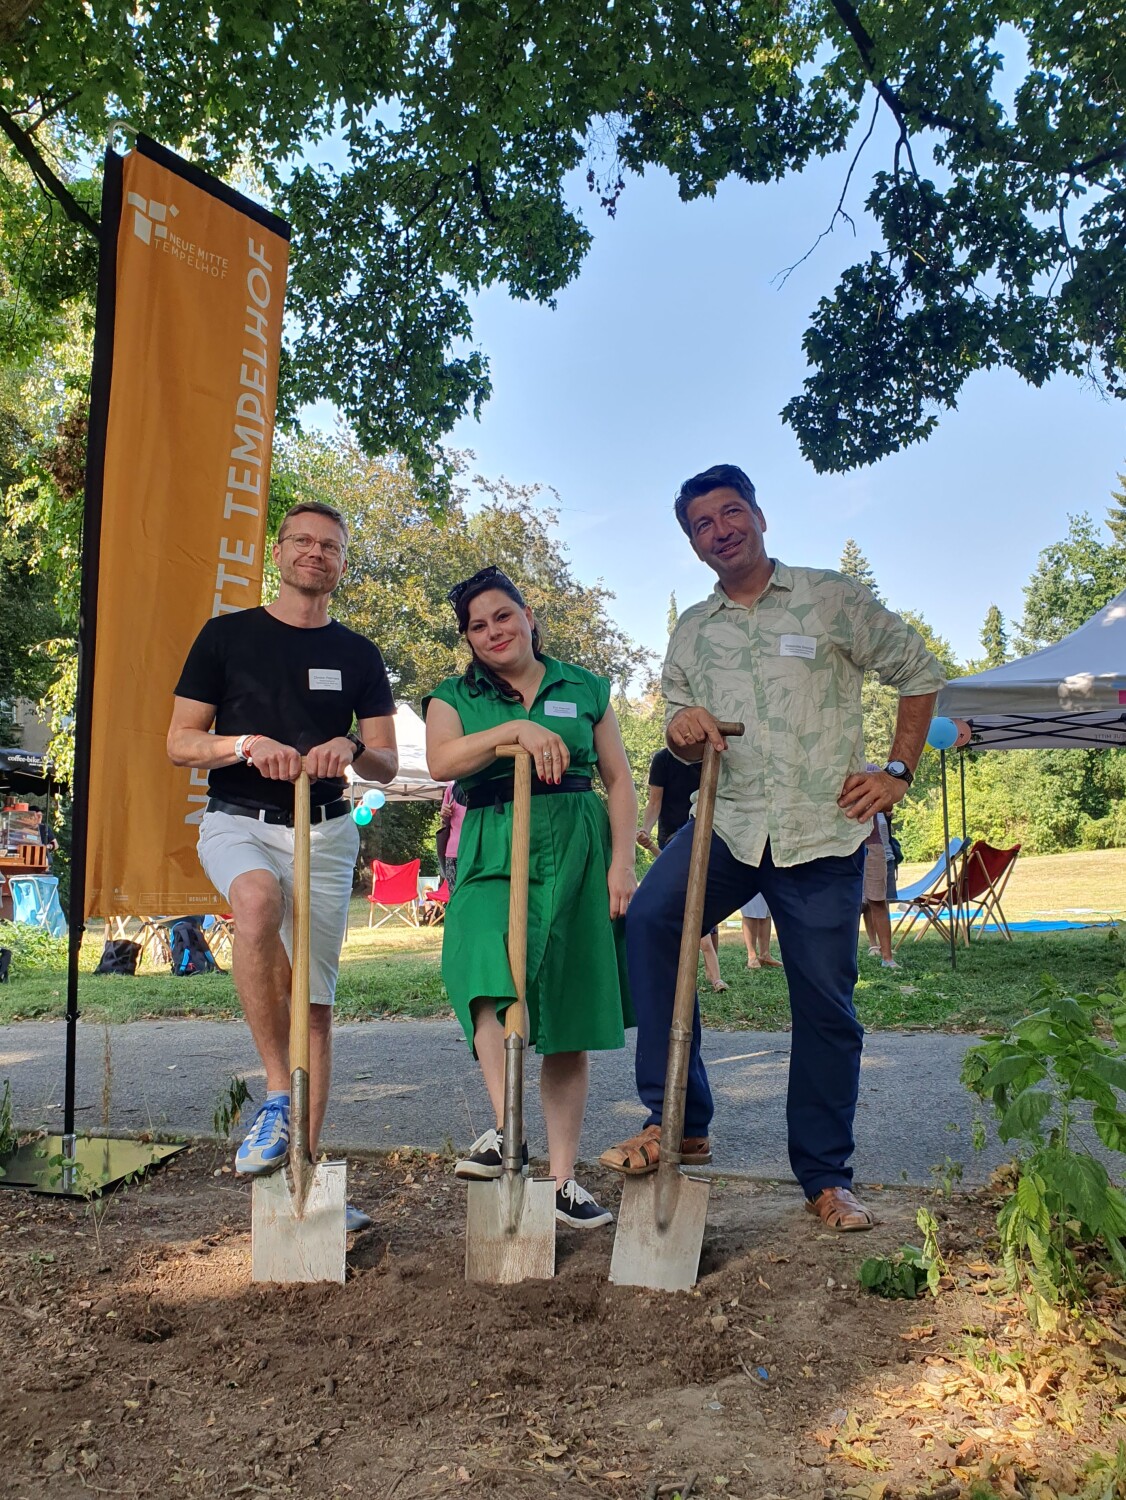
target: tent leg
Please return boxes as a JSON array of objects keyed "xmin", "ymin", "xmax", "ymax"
[{"xmin": 940, "ymin": 749, "xmax": 956, "ymax": 969}]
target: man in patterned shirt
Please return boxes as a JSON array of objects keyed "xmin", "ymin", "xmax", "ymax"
[{"xmin": 601, "ymin": 464, "xmax": 944, "ymax": 1231}]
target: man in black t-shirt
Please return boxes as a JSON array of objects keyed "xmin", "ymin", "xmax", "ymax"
[
  {"xmin": 168, "ymin": 501, "xmax": 397, "ymax": 1219},
  {"xmin": 636, "ymin": 748, "xmax": 728, "ymax": 992}
]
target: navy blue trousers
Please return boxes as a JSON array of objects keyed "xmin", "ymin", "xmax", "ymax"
[{"xmin": 625, "ymin": 829, "xmax": 865, "ymax": 1198}]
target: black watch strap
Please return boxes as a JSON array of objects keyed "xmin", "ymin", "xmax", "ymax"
[
  {"xmin": 348, "ymin": 732, "xmax": 365, "ymax": 762},
  {"xmin": 884, "ymin": 760, "xmax": 913, "ymax": 786}
]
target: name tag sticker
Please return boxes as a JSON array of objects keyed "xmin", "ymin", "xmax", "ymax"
[
  {"xmin": 308, "ymin": 668, "xmax": 342, "ymax": 691},
  {"xmin": 779, "ymin": 634, "xmax": 817, "ymax": 660},
  {"xmin": 544, "ymin": 701, "xmax": 578, "ymax": 718}
]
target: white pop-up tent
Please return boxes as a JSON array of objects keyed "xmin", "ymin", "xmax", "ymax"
[
  {"xmin": 345, "ymin": 702, "xmax": 446, "ymax": 802},
  {"xmin": 937, "ymin": 588, "xmax": 1126, "ymax": 749}
]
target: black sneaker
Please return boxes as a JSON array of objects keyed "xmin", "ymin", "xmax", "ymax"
[
  {"xmin": 555, "ymin": 1178, "xmax": 613, "ymax": 1229},
  {"xmin": 454, "ymin": 1128, "xmax": 529, "ymax": 1180}
]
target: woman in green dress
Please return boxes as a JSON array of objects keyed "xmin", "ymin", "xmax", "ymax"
[{"xmin": 424, "ymin": 566, "xmax": 637, "ymax": 1229}]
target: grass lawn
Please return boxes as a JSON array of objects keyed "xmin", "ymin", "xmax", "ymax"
[{"xmin": 2, "ymin": 850, "xmax": 1121, "ymax": 1031}]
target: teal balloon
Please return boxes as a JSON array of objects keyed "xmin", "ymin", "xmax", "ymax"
[
  {"xmin": 926, "ymin": 717, "xmax": 958, "ymax": 751},
  {"xmin": 363, "ymin": 788, "xmax": 386, "ymax": 810},
  {"xmin": 352, "ymin": 804, "xmax": 373, "ymax": 825}
]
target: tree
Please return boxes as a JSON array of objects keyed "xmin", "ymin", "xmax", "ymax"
[
  {"xmin": 1018, "ymin": 513, "xmax": 1126, "ymax": 652},
  {"xmin": 838, "ymin": 538, "xmax": 881, "ymax": 599},
  {"xmin": 980, "ymin": 604, "xmax": 1008, "ymax": 669},
  {"xmin": 667, "ymin": 591, "xmax": 678, "ymax": 637},
  {"xmin": 3, "ymin": 2, "xmax": 1126, "ymax": 477},
  {"xmin": 1108, "ymin": 475, "xmax": 1126, "ymax": 551},
  {"xmin": 273, "ymin": 432, "xmax": 653, "ymax": 702}
]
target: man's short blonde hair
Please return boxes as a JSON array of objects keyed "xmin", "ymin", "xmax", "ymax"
[{"xmin": 278, "ymin": 501, "xmax": 350, "ymax": 546}]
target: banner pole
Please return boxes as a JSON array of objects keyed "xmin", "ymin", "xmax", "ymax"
[{"xmin": 65, "ymin": 147, "xmax": 122, "ymax": 1155}]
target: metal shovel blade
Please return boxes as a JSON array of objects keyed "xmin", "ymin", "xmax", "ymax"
[
  {"xmin": 609, "ymin": 1170, "xmax": 710, "ymax": 1293},
  {"xmin": 465, "ymin": 1173, "xmax": 557, "ymax": 1285},
  {"xmin": 251, "ymin": 1161, "xmax": 347, "ymax": 1284}
]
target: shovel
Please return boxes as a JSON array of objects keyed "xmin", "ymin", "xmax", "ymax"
[
  {"xmin": 465, "ymin": 746, "xmax": 557, "ymax": 1285},
  {"xmin": 610, "ymin": 720, "xmax": 744, "ymax": 1293},
  {"xmin": 252, "ymin": 765, "xmax": 347, "ymax": 1284}
]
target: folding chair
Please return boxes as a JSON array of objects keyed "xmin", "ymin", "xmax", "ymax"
[
  {"xmin": 959, "ymin": 841, "xmax": 1021, "ymax": 942},
  {"xmin": 891, "ymin": 838, "xmax": 969, "ymax": 948},
  {"xmin": 202, "ymin": 914, "xmax": 235, "ymax": 964},
  {"xmin": 367, "ymin": 859, "xmax": 421, "ymax": 928},
  {"xmin": 8, "ymin": 875, "xmax": 67, "ymax": 938},
  {"xmin": 418, "ymin": 879, "xmax": 450, "ymax": 927}
]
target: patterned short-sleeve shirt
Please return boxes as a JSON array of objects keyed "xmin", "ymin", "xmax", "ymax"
[{"xmin": 663, "ymin": 561, "xmax": 945, "ymax": 868}]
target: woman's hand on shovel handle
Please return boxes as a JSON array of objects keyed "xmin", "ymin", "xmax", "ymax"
[
  {"xmin": 248, "ymin": 737, "xmax": 302, "ymax": 780},
  {"xmin": 511, "ymin": 722, "xmax": 570, "ymax": 783},
  {"xmin": 667, "ymin": 707, "xmax": 730, "ymax": 758},
  {"xmin": 608, "ymin": 858, "xmax": 637, "ymax": 919}
]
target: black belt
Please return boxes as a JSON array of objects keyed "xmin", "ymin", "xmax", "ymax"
[
  {"xmin": 206, "ymin": 797, "xmax": 350, "ymax": 827},
  {"xmin": 464, "ymin": 774, "xmax": 593, "ymax": 812}
]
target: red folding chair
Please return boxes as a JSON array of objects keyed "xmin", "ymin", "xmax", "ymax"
[
  {"xmin": 959, "ymin": 841, "xmax": 1021, "ymax": 942},
  {"xmin": 367, "ymin": 859, "xmax": 421, "ymax": 928}
]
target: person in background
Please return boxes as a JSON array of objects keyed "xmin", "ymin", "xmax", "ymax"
[
  {"xmin": 637, "ymin": 748, "xmax": 728, "ymax": 993},
  {"xmin": 437, "ymin": 779, "xmax": 466, "ymax": 890},
  {"xmin": 32, "ymin": 808, "xmax": 58, "ymax": 869},
  {"xmin": 861, "ymin": 767, "xmax": 900, "ymax": 968},
  {"xmin": 741, "ymin": 893, "xmax": 781, "ymax": 968},
  {"xmin": 425, "ymin": 566, "xmax": 635, "ymax": 1229}
]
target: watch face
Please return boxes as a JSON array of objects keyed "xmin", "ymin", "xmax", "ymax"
[{"xmin": 886, "ymin": 761, "xmax": 908, "ymax": 778}]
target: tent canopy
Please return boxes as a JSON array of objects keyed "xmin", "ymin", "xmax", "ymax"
[
  {"xmin": 345, "ymin": 702, "xmax": 446, "ymax": 802},
  {"xmin": 0, "ymin": 747, "xmax": 64, "ymax": 796},
  {"xmin": 937, "ymin": 588, "xmax": 1126, "ymax": 749}
]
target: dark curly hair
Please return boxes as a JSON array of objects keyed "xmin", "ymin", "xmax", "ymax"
[
  {"xmin": 452, "ymin": 568, "xmax": 543, "ymax": 702},
  {"xmin": 674, "ymin": 464, "xmax": 759, "ymax": 536}
]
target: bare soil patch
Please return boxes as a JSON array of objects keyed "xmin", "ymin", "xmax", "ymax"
[{"xmin": 1, "ymin": 1146, "xmax": 1122, "ymax": 1500}]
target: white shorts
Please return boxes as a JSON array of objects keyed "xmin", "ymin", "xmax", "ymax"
[
  {"xmin": 197, "ymin": 809, "xmax": 359, "ymax": 1005},
  {"xmin": 741, "ymin": 894, "xmax": 770, "ymax": 920}
]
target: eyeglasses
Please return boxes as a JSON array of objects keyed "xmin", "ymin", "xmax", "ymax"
[
  {"xmin": 280, "ymin": 532, "xmax": 345, "ymax": 559},
  {"xmin": 446, "ymin": 565, "xmax": 515, "ymax": 608}
]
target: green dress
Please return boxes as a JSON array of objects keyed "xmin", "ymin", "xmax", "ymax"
[{"xmin": 425, "ymin": 656, "xmax": 634, "ymax": 1055}]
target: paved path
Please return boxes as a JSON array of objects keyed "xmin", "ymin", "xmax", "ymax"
[{"xmin": 0, "ymin": 1019, "xmax": 998, "ymax": 1187}]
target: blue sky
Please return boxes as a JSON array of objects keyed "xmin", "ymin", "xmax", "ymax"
[{"xmin": 439, "ymin": 151, "xmax": 1124, "ymax": 676}]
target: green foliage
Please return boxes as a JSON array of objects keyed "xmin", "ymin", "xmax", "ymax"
[
  {"xmin": 962, "ymin": 972, "xmax": 1126, "ymax": 1327},
  {"xmin": 859, "ymin": 1207, "xmax": 946, "ymax": 1299},
  {"xmin": 212, "ymin": 1075, "xmax": 252, "ymax": 1139},
  {"xmin": 4, "ymin": 3, "xmax": 1126, "ymax": 473},
  {"xmin": 0, "ymin": 920, "xmax": 66, "ymax": 973},
  {"xmin": 980, "ymin": 604, "xmax": 1008, "ymax": 669},
  {"xmin": 838, "ymin": 538, "xmax": 881, "ymax": 601},
  {"xmin": 1018, "ymin": 512, "xmax": 1126, "ymax": 654}
]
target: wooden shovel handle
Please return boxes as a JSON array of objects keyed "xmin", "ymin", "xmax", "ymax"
[
  {"xmin": 290, "ymin": 766, "xmax": 311, "ymax": 1074},
  {"xmin": 495, "ymin": 746, "xmax": 531, "ymax": 1042}
]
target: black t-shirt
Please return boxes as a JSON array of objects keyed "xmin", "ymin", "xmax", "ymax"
[
  {"xmin": 174, "ymin": 607, "xmax": 395, "ymax": 810},
  {"xmin": 649, "ymin": 747, "xmax": 702, "ymax": 848}
]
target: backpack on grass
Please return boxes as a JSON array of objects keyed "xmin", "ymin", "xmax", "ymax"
[
  {"xmin": 94, "ymin": 939, "xmax": 141, "ymax": 976},
  {"xmin": 169, "ymin": 918, "xmax": 221, "ymax": 976}
]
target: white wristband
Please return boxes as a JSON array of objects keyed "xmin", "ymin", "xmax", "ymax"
[{"xmin": 234, "ymin": 734, "xmax": 256, "ymax": 762}]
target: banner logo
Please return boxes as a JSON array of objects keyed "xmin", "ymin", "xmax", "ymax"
[{"xmin": 127, "ymin": 192, "xmax": 179, "ymax": 245}]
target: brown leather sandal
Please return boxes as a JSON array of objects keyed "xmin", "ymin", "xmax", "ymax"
[
  {"xmin": 805, "ymin": 1185, "xmax": 875, "ymax": 1231},
  {"xmin": 599, "ymin": 1124, "xmax": 713, "ymax": 1175}
]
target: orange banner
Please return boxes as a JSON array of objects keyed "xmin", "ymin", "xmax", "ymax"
[{"xmin": 85, "ymin": 138, "xmax": 289, "ymax": 916}]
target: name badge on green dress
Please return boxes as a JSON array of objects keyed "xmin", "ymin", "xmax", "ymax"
[{"xmin": 544, "ymin": 701, "xmax": 578, "ymax": 718}]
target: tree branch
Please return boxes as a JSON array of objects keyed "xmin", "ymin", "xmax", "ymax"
[{"xmin": 0, "ymin": 105, "xmax": 100, "ymax": 240}]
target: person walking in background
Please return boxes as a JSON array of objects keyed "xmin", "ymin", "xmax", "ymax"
[
  {"xmin": 168, "ymin": 500, "xmax": 398, "ymax": 1232},
  {"xmin": 637, "ymin": 747, "xmax": 728, "ymax": 993},
  {"xmin": 861, "ymin": 769, "xmax": 900, "ymax": 968},
  {"xmin": 601, "ymin": 463, "xmax": 943, "ymax": 1232},
  {"xmin": 425, "ymin": 566, "xmax": 636, "ymax": 1229},
  {"xmin": 436, "ymin": 779, "xmax": 466, "ymax": 890},
  {"xmin": 741, "ymin": 893, "xmax": 781, "ymax": 968}
]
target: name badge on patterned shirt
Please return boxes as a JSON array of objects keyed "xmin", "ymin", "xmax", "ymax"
[
  {"xmin": 779, "ymin": 634, "xmax": 817, "ymax": 660},
  {"xmin": 308, "ymin": 668, "xmax": 343, "ymax": 690},
  {"xmin": 544, "ymin": 701, "xmax": 578, "ymax": 718}
]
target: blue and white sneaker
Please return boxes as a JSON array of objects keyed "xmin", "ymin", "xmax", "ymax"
[
  {"xmin": 346, "ymin": 1204, "xmax": 373, "ymax": 1233},
  {"xmin": 555, "ymin": 1179, "xmax": 613, "ymax": 1229},
  {"xmin": 234, "ymin": 1097, "xmax": 290, "ymax": 1176}
]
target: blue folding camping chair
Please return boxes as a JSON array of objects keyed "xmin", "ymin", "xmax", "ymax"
[{"xmin": 9, "ymin": 875, "xmax": 67, "ymax": 938}]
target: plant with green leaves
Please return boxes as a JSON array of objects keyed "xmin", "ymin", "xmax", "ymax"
[
  {"xmin": 961, "ymin": 972, "xmax": 1126, "ymax": 1327},
  {"xmin": 859, "ymin": 1207, "xmax": 946, "ymax": 1299},
  {"xmin": 212, "ymin": 1075, "xmax": 252, "ymax": 1139}
]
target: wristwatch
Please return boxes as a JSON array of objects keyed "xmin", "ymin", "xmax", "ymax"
[
  {"xmin": 884, "ymin": 759, "xmax": 913, "ymax": 787},
  {"xmin": 347, "ymin": 732, "xmax": 366, "ymax": 762}
]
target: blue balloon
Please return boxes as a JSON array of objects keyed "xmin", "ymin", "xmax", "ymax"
[
  {"xmin": 926, "ymin": 716, "xmax": 958, "ymax": 751},
  {"xmin": 363, "ymin": 788, "xmax": 386, "ymax": 810},
  {"xmin": 352, "ymin": 804, "xmax": 373, "ymax": 825}
]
